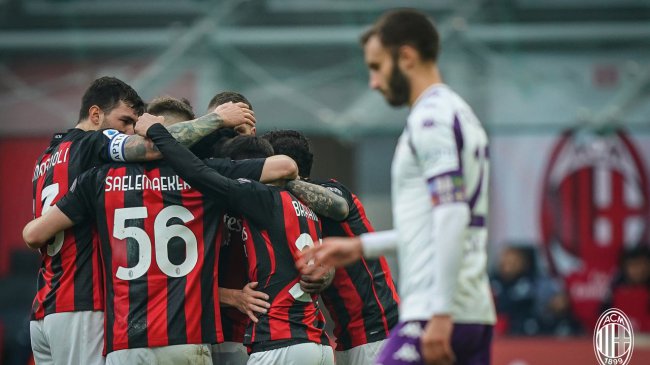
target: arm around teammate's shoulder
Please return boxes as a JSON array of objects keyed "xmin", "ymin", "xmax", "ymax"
[
  {"xmin": 285, "ymin": 179, "xmax": 349, "ymax": 221},
  {"xmin": 260, "ymin": 155, "xmax": 298, "ymax": 183},
  {"xmin": 120, "ymin": 104, "xmax": 255, "ymax": 162},
  {"xmin": 23, "ymin": 206, "xmax": 74, "ymax": 250}
]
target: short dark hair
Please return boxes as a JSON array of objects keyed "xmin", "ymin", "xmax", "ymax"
[
  {"xmin": 361, "ymin": 9, "xmax": 439, "ymax": 62},
  {"xmin": 262, "ymin": 130, "xmax": 313, "ymax": 178},
  {"xmin": 146, "ymin": 96, "xmax": 195, "ymax": 122},
  {"xmin": 189, "ymin": 128, "xmax": 238, "ymax": 159},
  {"xmin": 222, "ymin": 135, "xmax": 274, "ymax": 160},
  {"xmin": 207, "ymin": 91, "xmax": 252, "ymax": 111},
  {"xmin": 78, "ymin": 76, "xmax": 145, "ymax": 122}
]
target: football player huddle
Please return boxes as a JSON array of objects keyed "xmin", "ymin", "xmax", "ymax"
[{"xmin": 24, "ymin": 9, "xmax": 494, "ymax": 365}]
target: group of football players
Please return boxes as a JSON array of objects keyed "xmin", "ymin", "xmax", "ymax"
[{"xmin": 24, "ymin": 8, "xmax": 496, "ymax": 365}]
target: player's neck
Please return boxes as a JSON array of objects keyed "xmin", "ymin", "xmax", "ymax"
[
  {"xmin": 75, "ymin": 119, "xmax": 100, "ymax": 132},
  {"xmin": 408, "ymin": 64, "xmax": 443, "ymax": 107}
]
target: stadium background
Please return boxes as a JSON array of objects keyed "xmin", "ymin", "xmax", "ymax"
[{"xmin": 0, "ymin": 0, "xmax": 649, "ymax": 364}]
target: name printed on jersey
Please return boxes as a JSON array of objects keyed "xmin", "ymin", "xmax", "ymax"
[
  {"xmin": 32, "ymin": 147, "xmax": 70, "ymax": 182},
  {"xmin": 291, "ymin": 200, "xmax": 319, "ymax": 222},
  {"xmin": 104, "ymin": 174, "xmax": 191, "ymax": 192}
]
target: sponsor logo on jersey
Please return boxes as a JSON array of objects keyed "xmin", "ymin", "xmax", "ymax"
[
  {"xmin": 326, "ymin": 186, "xmax": 342, "ymax": 196},
  {"xmin": 594, "ymin": 308, "xmax": 634, "ymax": 365},
  {"xmin": 102, "ymin": 129, "xmax": 119, "ymax": 139}
]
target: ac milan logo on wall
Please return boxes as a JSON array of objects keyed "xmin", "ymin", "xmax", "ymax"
[
  {"xmin": 594, "ymin": 308, "xmax": 634, "ymax": 365},
  {"xmin": 541, "ymin": 128, "xmax": 650, "ymax": 277}
]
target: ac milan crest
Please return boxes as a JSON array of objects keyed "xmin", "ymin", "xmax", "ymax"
[{"xmin": 540, "ymin": 128, "xmax": 650, "ymax": 326}]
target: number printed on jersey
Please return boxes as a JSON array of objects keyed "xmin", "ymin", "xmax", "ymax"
[{"xmin": 113, "ymin": 205, "xmax": 198, "ymax": 280}]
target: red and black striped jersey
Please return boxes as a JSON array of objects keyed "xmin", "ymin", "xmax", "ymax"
[
  {"xmin": 142, "ymin": 124, "xmax": 330, "ymax": 353},
  {"xmin": 238, "ymin": 188, "xmax": 329, "ymax": 353},
  {"xmin": 56, "ymin": 158, "xmax": 264, "ymax": 354},
  {"xmin": 31, "ymin": 128, "xmax": 122, "ymax": 320},
  {"xmin": 218, "ymin": 212, "xmax": 250, "ymax": 343},
  {"xmin": 312, "ymin": 179, "xmax": 400, "ymax": 350}
]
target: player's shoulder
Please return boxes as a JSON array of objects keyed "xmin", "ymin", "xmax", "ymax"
[
  {"xmin": 311, "ymin": 178, "xmax": 348, "ymax": 197},
  {"xmin": 72, "ymin": 164, "xmax": 105, "ymax": 187},
  {"xmin": 409, "ymin": 85, "xmax": 459, "ymax": 129},
  {"xmin": 64, "ymin": 128, "xmax": 124, "ymax": 152}
]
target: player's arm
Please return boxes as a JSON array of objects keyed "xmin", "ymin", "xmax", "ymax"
[
  {"xmin": 296, "ymin": 230, "xmax": 398, "ymax": 279},
  {"xmin": 138, "ymin": 120, "xmax": 280, "ymax": 226},
  {"xmin": 23, "ymin": 171, "xmax": 96, "ymax": 249},
  {"xmin": 299, "ymin": 267, "xmax": 335, "ymax": 294},
  {"xmin": 285, "ymin": 179, "xmax": 349, "ymax": 221},
  {"xmin": 219, "ymin": 282, "xmax": 270, "ymax": 323},
  {"xmin": 260, "ymin": 155, "xmax": 298, "ymax": 183},
  {"xmin": 141, "ymin": 120, "xmax": 233, "ymax": 197},
  {"xmin": 410, "ymin": 110, "xmax": 469, "ymax": 364},
  {"xmin": 117, "ymin": 102, "xmax": 255, "ymax": 162},
  {"xmin": 23, "ymin": 206, "xmax": 74, "ymax": 249}
]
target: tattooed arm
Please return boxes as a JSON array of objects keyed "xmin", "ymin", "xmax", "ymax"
[
  {"xmin": 285, "ymin": 180, "xmax": 349, "ymax": 221},
  {"xmin": 122, "ymin": 102, "xmax": 255, "ymax": 162}
]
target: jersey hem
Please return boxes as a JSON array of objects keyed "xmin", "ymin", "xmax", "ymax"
[{"xmin": 248, "ymin": 338, "xmax": 330, "ymax": 354}]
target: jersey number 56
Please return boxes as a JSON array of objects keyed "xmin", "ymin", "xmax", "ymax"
[{"xmin": 113, "ymin": 205, "xmax": 198, "ymax": 280}]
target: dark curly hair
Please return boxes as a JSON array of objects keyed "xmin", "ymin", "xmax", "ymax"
[
  {"xmin": 207, "ymin": 91, "xmax": 252, "ymax": 111},
  {"xmin": 221, "ymin": 135, "xmax": 274, "ymax": 160},
  {"xmin": 262, "ymin": 130, "xmax": 313, "ymax": 178},
  {"xmin": 78, "ymin": 76, "xmax": 145, "ymax": 122}
]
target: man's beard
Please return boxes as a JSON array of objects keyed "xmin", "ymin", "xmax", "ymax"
[{"xmin": 385, "ymin": 54, "xmax": 411, "ymax": 107}]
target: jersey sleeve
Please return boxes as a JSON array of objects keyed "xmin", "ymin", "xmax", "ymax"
[
  {"xmin": 224, "ymin": 179, "xmax": 279, "ymax": 228},
  {"xmin": 317, "ymin": 179, "xmax": 354, "ymax": 210},
  {"xmin": 409, "ymin": 106, "xmax": 466, "ymax": 205},
  {"xmin": 56, "ymin": 168, "xmax": 99, "ymax": 224},
  {"xmin": 203, "ymin": 158, "xmax": 265, "ymax": 181}
]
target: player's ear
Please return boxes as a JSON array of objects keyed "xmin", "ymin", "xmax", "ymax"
[
  {"xmin": 88, "ymin": 105, "xmax": 103, "ymax": 127},
  {"xmin": 397, "ymin": 45, "xmax": 418, "ymax": 71}
]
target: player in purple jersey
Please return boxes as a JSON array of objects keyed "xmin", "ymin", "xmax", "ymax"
[{"xmin": 299, "ymin": 9, "xmax": 496, "ymax": 365}]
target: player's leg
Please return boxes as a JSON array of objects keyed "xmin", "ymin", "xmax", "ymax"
[
  {"xmin": 336, "ymin": 339, "xmax": 386, "ymax": 365},
  {"xmin": 30, "ymin": 319, "xmax": 54, "ymax": 365},
  {"xmin": 374, "ymin": 321, "xmax": 427, "ymax": 365},
  {"xmin": 450, "ymin": 323, "xmax": 493, "ymax": 365},
  {"xmin": 152, "ymin": 343, "xmax": 212, "ymax": 365},
  {"xmin": 45, "ymin": 311, "xmax": 104, "ymax": 365},
  {"xmin": 247, "ymin": 343, "xmax": 334, "ymax": 365},
  {"xmin": 212, "ymin": 341, "xmax": 249, "ymax": 365}
]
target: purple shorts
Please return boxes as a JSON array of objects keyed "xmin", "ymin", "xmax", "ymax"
[{"xmin": 375, "ymin": 321, "xmax": 493, "ymax": 365}]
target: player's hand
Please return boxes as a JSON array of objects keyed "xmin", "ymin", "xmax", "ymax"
[
  {"xmin": 214, "ymin": 102, "xmax": 256, "ymax": 130},
  {"xmin": 296, "ymin": 237, "xmax": 363, "ymax": 279},
  {"xmin": 421, "ymin": 315, "xmax": 455, "ymax": 365},
  {"xmin": 237, "ymin": 282, "xmax": 270, "ymax": 323},
  {"xmin": 135, "ymin": 113, "xmax": 164, "ymax": 137},
  {"xmin": 300, "ymin": 267, "xmax": 334, "ymax": 294}
]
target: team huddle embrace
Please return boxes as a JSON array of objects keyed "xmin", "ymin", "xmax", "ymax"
[{"xmin": 24, "ymin": 9, "xmax": 495, "ymax": 365}]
